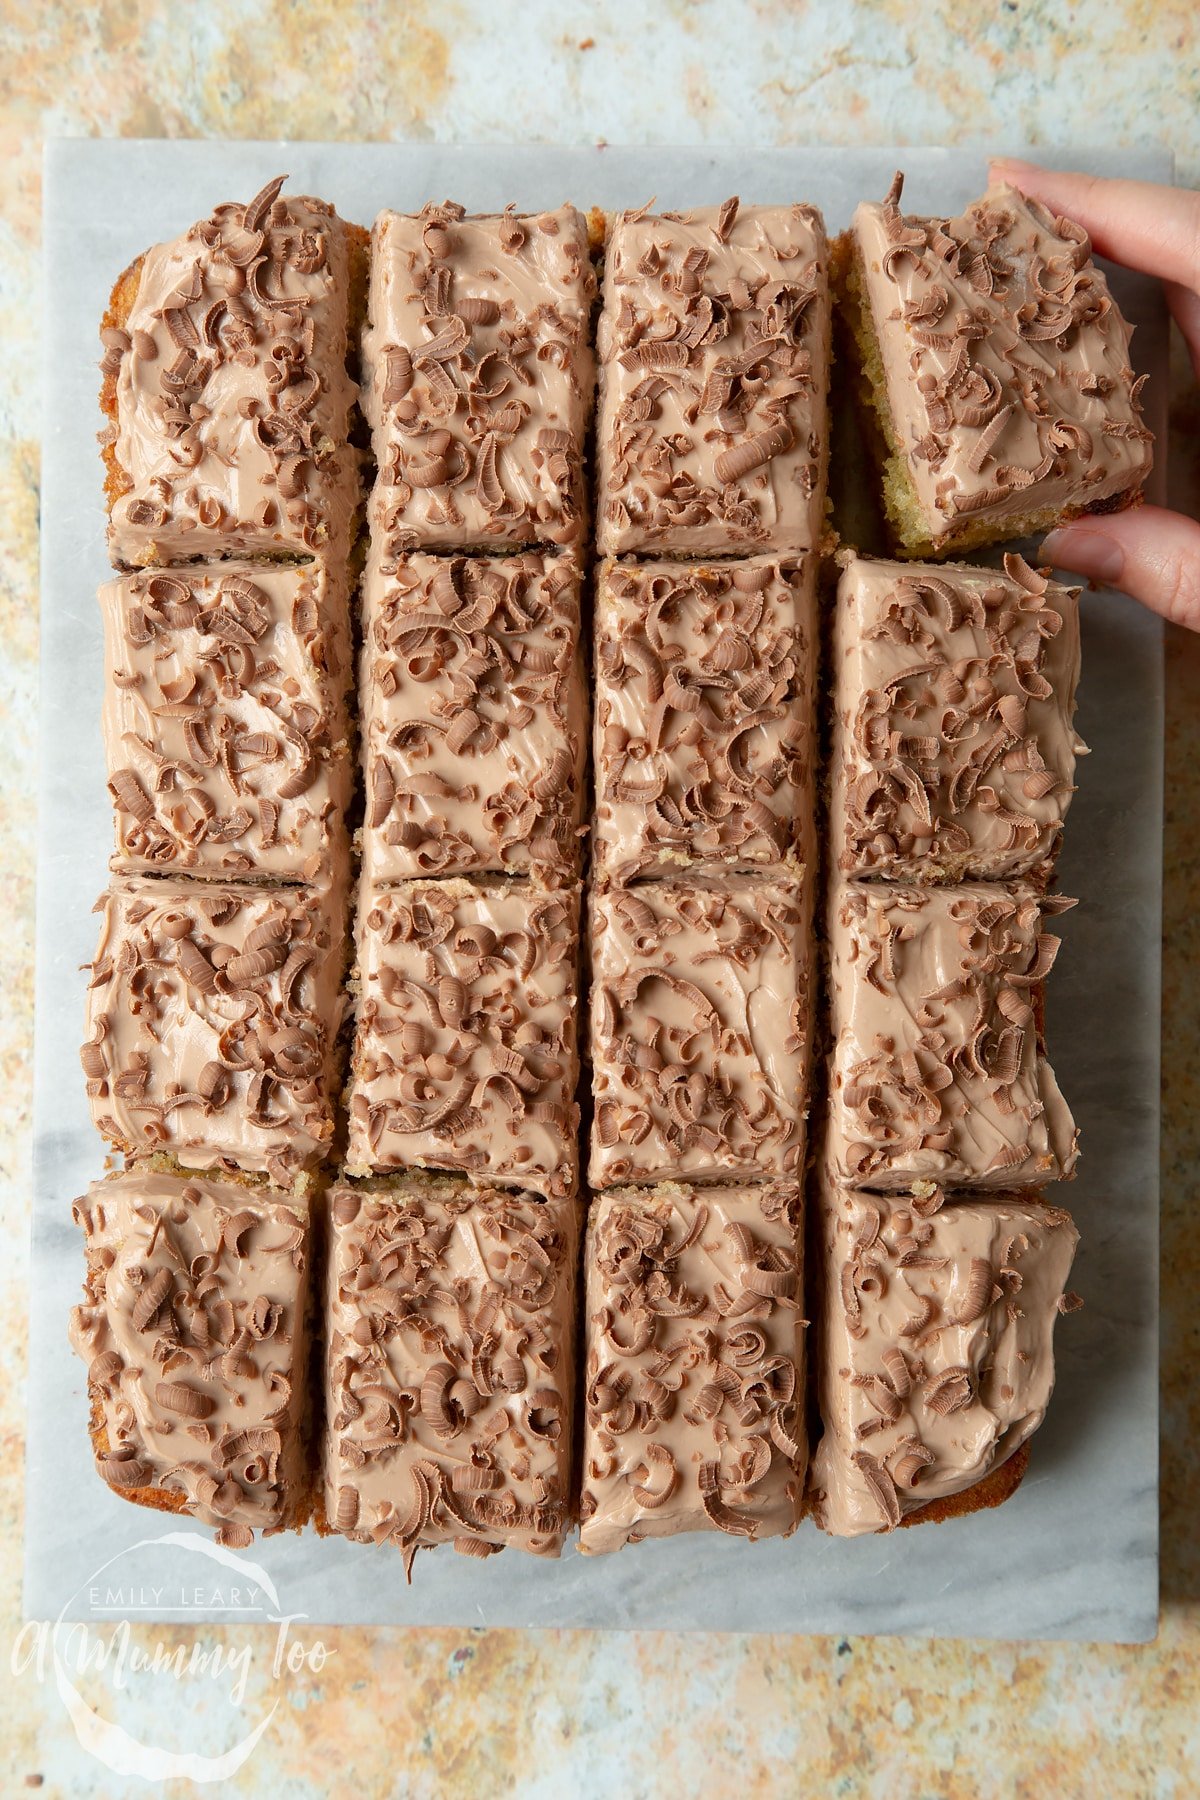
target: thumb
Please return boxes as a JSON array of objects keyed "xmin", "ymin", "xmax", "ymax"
[{"xmin": 1041, "ymin": 507, "xmax": 1200, "ymax": 630}]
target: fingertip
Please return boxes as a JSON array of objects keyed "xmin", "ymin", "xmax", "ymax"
[
  {"xmin": 1040, "ymin": 526, "xmax": 1125, "ymax": 587},
  {"xmin": 1045, "ymin": 509, "xmax": 1200, "ymax": 630},
  {"xmin": 988, "ymin": 156, "xmax": 1039, "ymax": 182}
]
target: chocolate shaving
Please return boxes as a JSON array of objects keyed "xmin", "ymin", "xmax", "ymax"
[
  {"xmin": 851, "ymin": 1450, "xmax": 901, "ymax": 1528},
  {"xmin": 713, "ymin": 421, "xmax": 794, "ymax": 486},
  {"xmin": 155, "ymin": 1380, "xmax": 215, "ymax": 1420},
  {"xmin": 242, "ymin": 174, "xmax": 287, "ymax": 233},
  {"xmin": 714, "ymin": 197, "xmax": 740, "ymax": 243},
  {"xmin": 924, "ymin": 1367, "xmax": 975, "ymax": 1416},
  {"xmin": 697, "ymin": 1459, "xmax": 757, "ymax": 1537},
  {"xmin": 131, "ymin": 1267, "xmax": 173, "ymax": 1332}
]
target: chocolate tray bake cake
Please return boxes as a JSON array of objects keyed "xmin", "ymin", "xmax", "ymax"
[
  {"xmin": 837, "ymin": 172, "xmax": 1152, "ymax": 558},
  {"xmin": 69, "ymin": 170, "xmax": 1116, "ymax": 1560}
]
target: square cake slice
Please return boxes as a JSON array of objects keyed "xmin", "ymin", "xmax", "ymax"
[
  {"xmin": 362, "ymin": 203, "xmax": 595, "ymax": 554},
  {"xmin": 843, "ymin": 173, "xmax": 1152, "ymax": 556},
  {"xmin": 596, "ymin": 199, "xmax": 831, "ymax": 556},
  {"xmin": 102, "ymin": 562, "xmax": 352, "ymax": 881},
  {"xmin": 590, "ymin": 880, "xmax": 810, "ymax": 1188},
  {"xmin": 101, "ymin": 176, "xmax": 363, "ymax": 568},
  {"xmin": 323, "ymin": 1177, "xmax": 578, "ymax": 1566},
  {"xmin": 82, "ymin": 876, "xmax": 348, "ymax": 1183},
  {"xmin": 827, "ymin": 882, "xmax": 1078, "ymax": 1191},
  {"xmin": 347, "ymin": 881, "xmax": 580, "ymax": 1197},
  {"xmin": 831, "ymin": 552, "xmax": 1084, "ymax": 881},
  {"xmin": 360, "ymin": 551, "xmax": 586, "ymax": 884},
  {"xmin": 579, "ymin": 1182, "xmax": 806, "ymax": 1554},
  {"xmin": 593, "ymin": 555, "xmax": 817, "ymax": 883},
  {"xmin": 69, "ymin": 1165, "xmax": 314, "ymax": 1546},
  {"xmin": 810, "ymin": 1176, "xmax": 1079, "ymax": 1536}
]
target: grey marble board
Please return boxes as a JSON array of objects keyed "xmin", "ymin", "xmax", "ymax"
[{"xmin": 28, "ymin": 141, "xmax": 1167, "ymax": 1640}]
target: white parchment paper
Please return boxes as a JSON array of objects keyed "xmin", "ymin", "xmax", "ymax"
[{"xmin": 29, "ymin": 141, "xmax": 1168, "ymax": 1639}]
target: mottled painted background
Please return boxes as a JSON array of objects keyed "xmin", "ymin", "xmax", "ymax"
[{"xmin": 2, "ymin": 2, "xmax": 1198, "ymax": 1795}]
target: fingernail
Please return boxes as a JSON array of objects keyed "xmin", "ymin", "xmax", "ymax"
[
  {"xmin": 1042, "ymin": 528, "xmax": 1124, "ymax": 586},
  {"xmin": 989, "ymin": 156, "xmax": 1037, "ymax": 178}
]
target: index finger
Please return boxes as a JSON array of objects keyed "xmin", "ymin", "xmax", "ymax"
[{"xmin": 988, "ymin": 160, "xmax": 1200, "ymax": 294}]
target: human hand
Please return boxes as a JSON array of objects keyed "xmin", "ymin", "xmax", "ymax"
[{"xmin": 989, "ymin": 159, "xmax": 1200, "ymax": 630}]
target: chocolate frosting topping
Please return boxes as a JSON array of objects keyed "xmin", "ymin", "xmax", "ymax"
[
  {"xmin": 590, "ymin": 879, "xmax": 810, "ymax": 1188},
  {"xmin": 580, "ymin": 1182, "xmax": 806, "ymax": 1553},
  {"xmin": 597, "ymin": 201, "xmax": 831, "ymax": 555},
  {"xmin": 323, "ymin": 1178, "xmax": 578, "ymax": 1568},
  {"xmin": 360, "ymin": 550, "xmax": 586, "ymax": 885},
  {"xmin": 827, "ymin": 881, "xmax": 1078, "ymax": 1190},
  {"xmin": 101, "ymin": 561, "xmax": 352, "ymax": 880},
  {"xmin": 83, "ymin": 875, "xmax": 349, "ymax": 1184},
  {"xmin": 69, "ymin": 1166, "xmax": 312, "ymax": 1545},
  {"xmin": 363, "ymin": 203, "xmax": 595, "ymax": 553},
  {"xmin": 347, "ymin": 880, "xmax": 581, "ymax": 1197},
  {"xmin": 594, "ymin": 555, "xmax": 817, "ymax": 883},
  {"xmin": 831, "ymin": 551, "xmax": 1085, "ymax": 880},
  {"xmin": 105, "ymin": 179, "xmax": 361, "ymax": 566},
  {"xmin": 810, "ymin": 1174, "xmax": 1079, "ymax": 1536}
]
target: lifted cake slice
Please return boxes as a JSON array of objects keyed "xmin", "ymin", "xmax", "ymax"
[
  {"xmin": 831, "ymin": 551, "xmax": 1084, "ymax": 882},
  {"xmin": 596, "ymin": 199, "xmax": 831, "ymax": 556},
  {"xmin": 810, "ymin": 1175, "xmax": 1079, "ymax": 1537},
  {"xmin": 826, "ymin": 881, "xmax": 1078, "ymax": 1192},
  {"xmin": 579, "ymin": 1181, "xmax": 806, "ymax": 1554},
  {"xmin": 323, "ymin": 1176, "xmax": 578, "ymax": 1567},
  {"xmin": 69, "ymin": 1164, "xmax": 315, "ymax": 1545},
  {"xmin": 841, "ymin": 172, "xmax": 1152, "ymax": 556}
]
